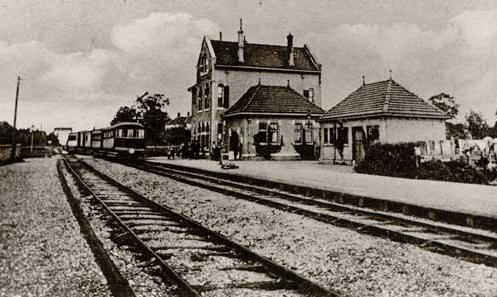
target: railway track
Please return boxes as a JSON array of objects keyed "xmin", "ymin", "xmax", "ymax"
[
  {"xmin": 63, "ymin": 156, "xmax": 338, "ymax": 297},
  {"xmin": 125, "ymin": 160, "xmax": 497, "ymax": 268}
]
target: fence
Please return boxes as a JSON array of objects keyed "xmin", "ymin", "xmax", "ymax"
[{"xmin": 416, "ymin": 139, "xmax": 457, "ymax": 161}]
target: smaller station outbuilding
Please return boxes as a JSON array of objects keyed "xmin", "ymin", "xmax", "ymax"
[
  {"xmin": 319, "ymin": 78, "xmax": 449, "ymax": 163},
  {"xmin": 223, "ymin": 83, "xmax": 324, "ymax": 160}
]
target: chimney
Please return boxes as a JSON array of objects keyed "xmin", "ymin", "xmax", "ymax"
[
  {"xmin": 187, "ymin": 112, "xmax": 190, "ymax": 117},
  {"xmin": 237, "ymin": 19, "xmax": 244, "ymax": 63},
  {"xmin": 287, "ymin": 33, "xmax": 294, "ymax": 67},
  {"xmin": 177, "ymin": 112, "xmax": 181, "ymax": 118},
  {"xmin": 219, "ymin": 32, "xmax": 222, "ymax": 41}
]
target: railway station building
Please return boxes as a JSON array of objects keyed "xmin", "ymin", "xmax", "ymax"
[
  {"xmin": 319, "ymin": 77, "xmax": 449, "ymax": 164},
  {"xmin": 223, "ymin": 83, "xmax": 324, "ymax": 160},
  {"xmin": 188, "ymin": 20, "xmax": 322, "ymax": 158}
]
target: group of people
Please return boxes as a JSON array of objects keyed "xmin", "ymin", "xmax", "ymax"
[{"xmin": 165, "ymin": 140, "xmax": 224, "ymax": 160}]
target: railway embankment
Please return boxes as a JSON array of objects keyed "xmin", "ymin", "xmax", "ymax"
[{"xmin": 0, "ymin": 157, "xmax": 111, "ymax": 297}]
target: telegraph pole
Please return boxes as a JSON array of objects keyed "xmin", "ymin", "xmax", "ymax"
[{"xmin": 10, "ymin": 76, "xmax": 21, "ymax": 161}]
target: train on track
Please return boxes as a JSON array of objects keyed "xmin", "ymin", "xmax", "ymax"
[{"xmin": 66, "ymin": 122, "xmax": 145, "ymax": 160}]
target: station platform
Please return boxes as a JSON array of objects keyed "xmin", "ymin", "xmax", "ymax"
[{"xmin": 146, "ymin": 158, "xmax": 497, "ymax": 222}]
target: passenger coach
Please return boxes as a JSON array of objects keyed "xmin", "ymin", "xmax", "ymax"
[{"xmin": 101, "ymin": 122, "xmax": 145, "ymax": 160}]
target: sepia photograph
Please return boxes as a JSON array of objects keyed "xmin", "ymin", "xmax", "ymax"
[{"xmin": 1, "ymin": 0, "xmax": 497, "ymax": 296}]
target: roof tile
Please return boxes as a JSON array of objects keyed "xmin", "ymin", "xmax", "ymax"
[
  {"xmin": 224, "ymin": 85, "xmax": 324, "ymax": 117},
  {"xmin": 210, "ymin": 40, "xmax": 319, "ymax": 71},
  {"xmin": 322, "ymin": 79, "xmax": 448, "ymax": 120}
]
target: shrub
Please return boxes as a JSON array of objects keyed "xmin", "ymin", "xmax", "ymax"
[
  {"xmin": 443, "ymin": 159, "xmax": 488, "ymax": 184},
  {"xmin": 356, "ymin": 142, "xmax": 492, "ymax": 184},
  {"xmin": 355, "ymin": 142, "xmax": 420, "ymax": 178},
  {"xmin": 416, "ymin": 158, "xmax": 489, "ymax": 185}
]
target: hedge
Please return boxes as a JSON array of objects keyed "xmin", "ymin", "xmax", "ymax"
[
  {"xmin": 356, "ymin": 142, "xmax": 490, "ymax": 185},
  {"xmin": 355, "ymin": 142, "xmax": 420, "ymax": 178}
]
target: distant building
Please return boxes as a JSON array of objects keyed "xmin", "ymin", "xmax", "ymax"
[
  {"xmin": 188, "ymin": 20, "xmax": 322, "ymax": 155},
  {"xmin": 165, "ymin": 112, "xmax": 192, "ymax": 130},
  {"xmin": 223, "ymin": 84, "xmax": 324, "ymax": 160},
  {"xmin": 319, "ymin": 78, "xmax": 449, "ymax": 163},
  {"xmin": 53, "ymin": 127, "xmax": 72, "ymax": 146}
]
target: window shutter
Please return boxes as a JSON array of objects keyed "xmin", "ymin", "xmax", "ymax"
[{"xmin": 223, "ymin": 86, "xmax": 230, "ymax": 108}]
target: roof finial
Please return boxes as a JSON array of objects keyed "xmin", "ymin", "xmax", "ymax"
[
  {"xmin": 287, "ymin": 80, "xmax": 290, "ymax": 87},
  {"xmin": 258, "ymin": 77, "xmax": 261, "ymax": 85},
  {"xmin": 389, "ymin": 69, "xmax": 392, "ymax": 80},
  {"xmin": 362, "ymin": 75, "xmax": 365, "ymax": 86},
  {"xmin": 239, "ymin": 18, "xmax": 243, "ymax": 31}
]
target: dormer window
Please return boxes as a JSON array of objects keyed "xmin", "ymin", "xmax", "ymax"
[
  {"xmin": 199, "ymin": 55, "xmax": 208, "ymax": 75},
  {"xmin": 303, "ymin": 88, "xmax": 315, "ymax": 103}
]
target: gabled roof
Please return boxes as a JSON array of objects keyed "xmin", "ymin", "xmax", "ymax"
[
  {"xmin": 321, "ymin": 79, "xmax": 449, "ymax": 120},
  {"xmin": 166, "ymin": 116, "xmax": 192, "ymax": 126},
  {"xmin": 210, "ymin": 40, "xmax": 320, "ymax": 72},
  {"xmin": 224, "ymin": 84, "xmax": 324, "ymax": 118}
]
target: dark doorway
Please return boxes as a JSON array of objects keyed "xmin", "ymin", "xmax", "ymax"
[
  {"xmin": 229, "ymin": 130, "xmax": 240, "ymax": 159},
  {"xmin": 352, "ymin": 126, "xmax": 365, "ymax": 162}
]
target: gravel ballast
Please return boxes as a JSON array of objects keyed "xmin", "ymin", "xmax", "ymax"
[
  {"xmin": 87, "ymin": 158, "xmax": 497, "ymax": 297},
  {"xmin": 61, "ymin": 160, "xmax": 172, "ymax": 297},
  {"xmin": 0, "ymin": 158, "xmax": 111, "ymax": 297}
]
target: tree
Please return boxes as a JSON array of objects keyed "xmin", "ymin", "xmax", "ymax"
[
  {"xmin": 445, "ymin": 122, "xmax": 466, "ymax": 139},
  {"xmin": 163, "ymin": 127, "xmax": 191, "ymax": 146},
  {"xmin": 111, "ymin": 92, "xmax": 170, "ymax": 146},
  {"xmin": 136, "ymin": 93, "xmax": 170, "ymax": 145},
  {"xmin": 111, "ymin": 106, "xmax": 138, "ymax": 125},
  {"xmin": 428, "ymin": 93, "xmax": 459, "ymax": 119},
  {"xmin": 0, "ymin": 121, "xmax": 14, "ymax": 144},
  {"xmin": 465, "ymin": 110, "xmax": 489, "ymax": 139},
  {"xmin": 47, "ymin": 132, "xmax": 60, "ymax": 146}
]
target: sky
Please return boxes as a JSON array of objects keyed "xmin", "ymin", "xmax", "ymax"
[{"xmin": 0, "ymin": 0, "xmax": 496, "ymax": 132}]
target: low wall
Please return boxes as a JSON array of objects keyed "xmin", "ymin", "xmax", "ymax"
[{"xmin": 0, "ymin": 144, "xmax": 21, "ymax": 162}]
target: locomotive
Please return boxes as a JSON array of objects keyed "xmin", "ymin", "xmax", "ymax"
[{"xmin": 66, "ymin": 122, "xmax": 145, "ymax": 160}]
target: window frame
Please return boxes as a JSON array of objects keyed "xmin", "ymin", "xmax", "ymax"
[{"xmin": 294, "ymin": 122, "xmax": 303, "ymax": 144}]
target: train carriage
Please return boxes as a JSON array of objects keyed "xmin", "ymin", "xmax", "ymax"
[
  {"xmin": 66, "ymin": 132, "xmax": 78, "ymax": 152},
  {"xmin": 102, "ymin": 122, "xmax": 145, "ymax": 160}
]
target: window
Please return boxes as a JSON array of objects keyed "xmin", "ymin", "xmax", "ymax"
[
  {"xmin": 294, "ymin": 123, "xmax": 302, "ymax": 144},
  {"xmin": 121, "ymin": 129, "xmax": 127, "ymax": 138},
  {"xmin": 268, "ymin": 123, "xmax": 279, "ymax": 144},
  {"xmin": 217, "ymin": 123, "xmax": 223, "ymax": 139},
  {"xmin": 128, "ymin": 129, "xmax": 133, "ymax": 138},
  {"xmin": 367, "ymin": 125, "xmax": 380, "ymax": 143},
  {"xmin": 217, "ymin": 85, "xmax": 224, "ymax": 108},
  {"xmin": 330, "ymin": 128, "xmax": 336, "ymax": 144},
  {"xmin": 323, "ymin": 128, "xmax": 329, "ymax": 144},
  {"xmin": 338, "ymin": 127, "xmax": 348, "ymax": 144},
  {"xmin": 198, "ymin": 88, "xmax": 203, "ymax": 111},
  {"xmin": 223, "ymin": 86, "xmax": 230, "ymax": 108},
  {"xmin": 204, "ymin": 83, "xmax": 210, "ymax": 110},
  {"xmin": 138, "ymin": 129, "xmax": 145, "ymax": 138},
  {"xmin": 258, "ymin": 122, "xmax": 267, "ymax": 144},
  {"xmin": 304, "ymin": 122, "xmax": 313, "ymax": 144},
  {"xmin": 199, "ymin": 55, "xmax": 208, "ymax": 75},
  {"xmin": 303, "ymin": 88, "xmax": 315, "ymax": 102}
]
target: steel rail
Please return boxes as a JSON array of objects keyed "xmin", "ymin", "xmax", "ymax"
[
  {"xmin": 63, "ymin": 157, "xmax": 201, "ymax": 297},
  {"xmin": 127, "ymin": 160, "xmax": 497, "ymax": 268},
  {"xmin": 72, "ymin": 157, "xmax": 340, "ymax": 297}
]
